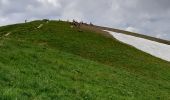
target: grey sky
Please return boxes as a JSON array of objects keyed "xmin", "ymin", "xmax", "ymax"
[{"xmin": 0, "ymin": 0, "xmax": 170, "ymax": 40}]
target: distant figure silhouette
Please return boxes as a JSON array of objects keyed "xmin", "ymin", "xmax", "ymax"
[
  {"xmin": 90, "ymin": 22, "xmax": 93, "ymax": 26},
  {"xmin": 72, "ymin": 19, "xmax": 80, "ymax": 28}
]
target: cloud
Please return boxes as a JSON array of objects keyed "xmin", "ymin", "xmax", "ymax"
[
  {"xmin": 37, "ymin": 0, "xmax": 61, "ymax": 7},
  {"xmin": 0, "ymin": 0, "xmax": 170, "ymax": 40},
  {"xmin": 126, "ymin": 27, "xmax": 139, "ymax": 33},
  {"xmin": 156, "ymin": 34, "xmax": 168, "ymax": 39}
]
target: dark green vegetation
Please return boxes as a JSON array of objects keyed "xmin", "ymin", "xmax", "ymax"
[{"xmin": 0, "ymin": 20, "xmax": 170, "ymax": 100}]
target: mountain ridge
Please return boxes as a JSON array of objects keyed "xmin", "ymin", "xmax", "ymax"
[
  {"xmin": 93, "ymin": 25, "xmax": 170, "ymax": 45},
  {"xmin": 0, "ymin": 20, "xmax": 170, "ymax": 99}
]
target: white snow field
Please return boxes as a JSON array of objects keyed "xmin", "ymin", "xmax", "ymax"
[{"xmin": 105, "ymin": 30, "xmax": 170, "ymax": 62}]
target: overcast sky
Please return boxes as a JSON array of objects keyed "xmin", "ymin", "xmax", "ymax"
[{"xmin": 0, "ymin": 0, "xmax": 170, "ymax": 40}]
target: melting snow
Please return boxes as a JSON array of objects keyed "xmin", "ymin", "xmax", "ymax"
[{"xmin": 105, "ymin": 30, "xmax": 170, "ymax": 62}]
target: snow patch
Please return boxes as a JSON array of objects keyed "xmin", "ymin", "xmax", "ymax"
[{"xmin": 105, "ymin": 30, "xmax": 170, "ymax": 62}]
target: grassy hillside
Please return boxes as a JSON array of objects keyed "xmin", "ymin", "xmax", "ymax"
[{"xmin": 0, "ymin": 20, "xmax": 170, "ymax": 100}]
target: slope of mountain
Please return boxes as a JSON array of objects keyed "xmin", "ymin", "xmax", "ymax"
[{"xmin": 0, "ymin": 20, "xmax": 170, "ymax": 100}]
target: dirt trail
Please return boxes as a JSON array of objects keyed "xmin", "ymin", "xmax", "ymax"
[
  {"xmin": 5, "ymin": 32, "xmax": 11, "ymax": 37},
  {"xmin": 37, "ymin": 24, "xmax": 44, "ymax": 29},
  {"xmin": 1, "ymin": 21, "xmax": 47, "ymax": 43},
  {"xmin": 0, "ymin": 32, "xmax": 12, "ymax": 46}
]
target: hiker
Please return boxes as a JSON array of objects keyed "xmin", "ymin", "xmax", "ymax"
[
  {"xmin": 25, "ymin": 20, "xmax": 27, "ymax": 23},
  {"xmin": 72, "ymin": 19, "xmax": 77, "ymax": 26},
  {"xmin": 72, "ymin": 19, "xmax": 80, "ymax": 28},
  {"xmin": 42, "ymin": 19, "xmax": 49, "ymax": 23},
  {"xmin": 80, "ymin": 21, "xmax": 84, "ymax": 25},
  {"xmin": 90, "ymin": 22, "xmax": 93, "ymax": 26}
]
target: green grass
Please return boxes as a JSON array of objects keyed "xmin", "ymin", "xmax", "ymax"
[{"xmin": 0, "ymin": 20, "xmax": 170, "ymax": 100}]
